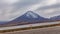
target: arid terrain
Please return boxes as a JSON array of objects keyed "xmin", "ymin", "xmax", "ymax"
[
  {"xmin": 0, "ymin": 21, "xmax": 59, "ymax": 34},
  {"xmin": 0, "ymin": 26, "xmax": 60, "ymax": 34}
]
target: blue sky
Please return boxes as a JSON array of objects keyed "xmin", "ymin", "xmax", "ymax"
[{"xmin": 0, "ymin": 0, "xmax": 60, "ymax": 21}]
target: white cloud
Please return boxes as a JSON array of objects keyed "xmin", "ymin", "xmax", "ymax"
[
  {"xmin": 46, "ymin": 0, "xmax": 56, "ymax": 5},
  {"xmin": 27, "ymin": 0, "xmax": 57, "ymax": 11}
]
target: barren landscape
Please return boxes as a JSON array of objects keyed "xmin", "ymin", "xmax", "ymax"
[{"xmin": 1, "ymin": 26, "xmax": 60, "ymax": 34}]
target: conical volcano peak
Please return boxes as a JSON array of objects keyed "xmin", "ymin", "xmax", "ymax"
[{"xmin": 25, "ymin": 11, "xmax": 39, "ymax": 18}]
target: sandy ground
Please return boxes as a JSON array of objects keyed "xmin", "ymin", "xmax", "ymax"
[{"xmin": 0, "ymin": 26, "xmax": 60, "ymax": 34}]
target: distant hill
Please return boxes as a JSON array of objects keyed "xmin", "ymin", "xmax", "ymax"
[
  {"xmin": 50, "ymin": 15, "xmax": 60, "ymax": 21},
  {"xmin": 0, "ymin": 22, "xmax": 8, "ymax": 24}
]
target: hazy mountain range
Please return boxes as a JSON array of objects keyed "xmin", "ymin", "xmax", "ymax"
[{"xmin": 0, "ymin": 11, "xmax": 60, "ymax": 26}]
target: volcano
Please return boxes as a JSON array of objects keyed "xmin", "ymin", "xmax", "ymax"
[{"xmin": 1, "ymin": 11, "xmax": 49, "ymax": 26}]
